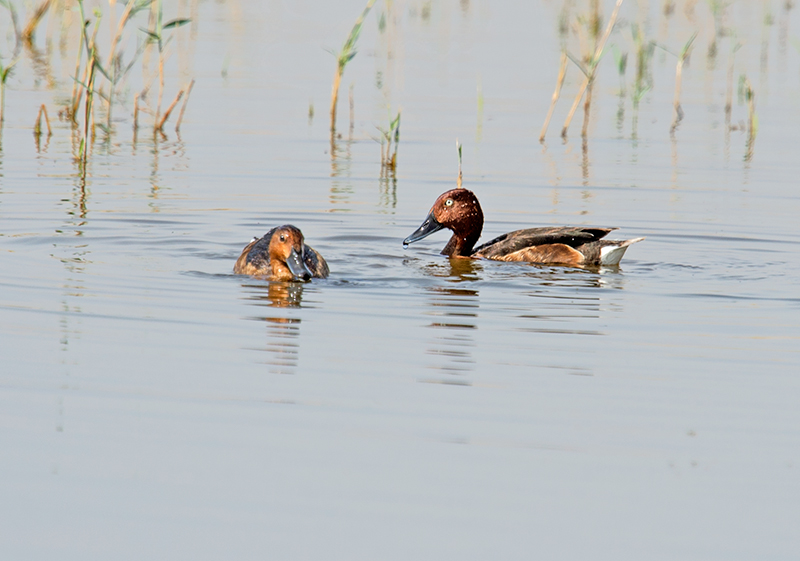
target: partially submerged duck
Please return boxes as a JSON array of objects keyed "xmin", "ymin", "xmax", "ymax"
[
  {"xmin": 234, "ymin": 225, "xmax": 329, "ymax": 281},
  {"xmin": 404, "ymin": 188, "xmax": 643, "ymax": 267}
]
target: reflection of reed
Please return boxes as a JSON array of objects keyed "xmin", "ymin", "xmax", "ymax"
[
  {"xmin": 329, "ymin": 137, "xmax": 354, "ymax": 212},
  {"xmin": 378, "ymin": 170, "xmax": 397, "ymax": 212},
  {"xmin": 241, "ymin": 282, "xmax": 305, "ymax": 374}
]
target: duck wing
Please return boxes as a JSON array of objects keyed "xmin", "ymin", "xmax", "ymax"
[{"xmin": 472, "ymin": 227, "xmax": 615, "ymax": 259}]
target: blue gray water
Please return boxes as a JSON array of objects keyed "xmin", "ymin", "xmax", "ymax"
[{"xmin": 2, "ymin": 0, "xmax": 799, "ymax": 558}]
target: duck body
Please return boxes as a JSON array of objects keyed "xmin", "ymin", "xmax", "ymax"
[
  {"xmin": 404, "ymin": 188, "xmax": 643, "ymax": 267},
  {"xmin": 234, "ymin": 225, "xmax": 329, "ymax": 281}
]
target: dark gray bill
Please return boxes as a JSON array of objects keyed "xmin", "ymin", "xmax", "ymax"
[
  {"xmin": 286, "ymin": 248, "xmax": 313, "ymax": 281},
  {"xmin": 403, "ymin": 212, "xmax": 445, "ymax": 246}
]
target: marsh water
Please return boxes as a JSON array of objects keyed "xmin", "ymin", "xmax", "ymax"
[{"xmin": 2, "ymin": 0, "xmax": 800, "ymax": 558}]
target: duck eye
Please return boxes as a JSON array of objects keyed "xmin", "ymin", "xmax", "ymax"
[
  {"xmin": 445, "ymin": 199, "xmax": 454, "ymax": 207},
  {"xmin": 279, "ymin": 234, "xmax": 286, "ymax": 242}
]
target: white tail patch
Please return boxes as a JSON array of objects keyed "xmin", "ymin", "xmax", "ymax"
[{"xmin": 599, "ymin": 237, "xmax": 645, "ymax": 266}]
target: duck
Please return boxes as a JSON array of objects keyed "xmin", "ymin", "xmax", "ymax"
[
  {"xmin": 234, "ymin": 225, "xmax": 329, "ymax": 281},
  {"xmin": 403, "ymin": 188, "xmax": 643, "ymax": 267}
]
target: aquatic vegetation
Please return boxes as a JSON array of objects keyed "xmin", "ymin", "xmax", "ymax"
[
  {"xmin": 33, "ymin": 103, "xmax": 51, "ymax": 137},
  {"xmin": 539, "ymin": 0, "xmax": 624, "ymax": 141},
  {"xmin": 21, "ymin": 0, "xmax": 51, "ymax": 46},
  {"xmin": 0, "ymin": 54, "xmax": 17, "ymax": 127},
  {"xmin": 456, "ymin": 140, "xmax": 463, "ymax": 189},
  {"xmin": 139, "ymin": 0, "xmax": 191, "ymax": 132},
  {"xmin": 378, "ymin": 109, "xmax": 400, "ymax": 172},
  {"xmin": 668, "ymin": 33, "xmax": 696, "ymax": 135},
  {"xmin": 329, "ymin": 0, "xmax": 376, "ymax": 135},
  {"xmin": 560, "ymin": 0, "xmax": 624, "ymax": 140},
  {"xmin": 630, "ymin": 23, "xmax": 655, "ymax": 109}
]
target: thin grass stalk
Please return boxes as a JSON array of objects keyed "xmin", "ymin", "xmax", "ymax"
[
  {"xmin": 34, "ymin": 103, "xmax": 52, "ymax": 136},
  {"xmin": 156, "ymin": 88, "xmax": 183, "ymax": 130},
  {"xmin": 539, "ymin": 51, "xmax": 568, "ymax": 142},
  {"xmin": 348, "ymin": 82, "xmax": 354, "ymax": 138},
  {"xmin": 669, "ymin": 33, "xmax": 695, "ymax": 135},
  {"xmin": 4, "ymin": 1, "xmax": 21, "ymax": 52},
  {"xmin": 456, "ymin": 140, "xmax": 462, "ymax": 189},
  {"xmin": 106, "ymin": 0, "xmax": 138, "ymax": 69},
  {"xmin": 0, "ymin": 58, "xmax": 18, "ymax": 126},
  {"xmin": 79, "ymin": 14, "xmax": 101, "ymax": 164},
  {"xmin": 669, "ymin": 57, "xmax": 684, "ymax": 135},
  {"xmin": 724, "ymin": 44, "xmax": 739, "ymax": 129},
  {"xmin": 330, "ymin": 0, "xmax": 376, "ymax": 134},
  {"xmin": 561, "ymin": 0, "xmax": 624, "ymax": 139},
  {"xmin": 81, "ymin": 53, "xmax": 95, "ymax": 164},
  {"xmin": 0, "ymin": 74, "xmax": 5, "ymax": 127},
  {"xmin": 70, "ymin": 23, "xmax": 87, "ymax": 122},
  {"xmin": 743, "ymin": 76, "xmax": 756, "ymax": 158},
  {"xmin": 390, "ymin": 111, "xmax": 400, "ymax": 168},
  {"xmin": 22, "ymin": 0, "xmax": 53, "ymax": 45},
  {"xmin": 175, "ymin": 78, "xmax": 194, "ymax": 132},
  {"xmin": 330, "ymin": 69, "xmax": 342, "ymax": 133},
  {"xmin": 581, "ymin": 80, "xmax": 593, "ymax": 138},
  {"xmin": 103, "ymin": 0, "xmax": 143, "ymax": 134}
]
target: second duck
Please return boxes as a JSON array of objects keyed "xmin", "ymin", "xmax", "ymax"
[
  {"xmin": 403, "ymin": 188, "xmax": 643, "ymax": 267},
  {"xmin": 234, "ymin": 224, "xmax": 329, "ymax": 281}
]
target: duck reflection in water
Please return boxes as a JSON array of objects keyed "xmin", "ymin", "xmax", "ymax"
[
  {"xmin": 235, "ymin": 225, "xmax": 329, "ymax": 281},
  {"xmin": 241, "ymin": 282, "xmax": 305, "ymax": 373},
  {"xmin": 422, "ymin": 284, "xmax": 479, "ymax": 383}
]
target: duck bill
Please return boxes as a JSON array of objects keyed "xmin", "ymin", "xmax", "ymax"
[
  {"xmin": 404, "ymin": 212, "xmax": 445, "ymax": 246},
  {"xmin": 286, "ymin": 248, "xmax": 313, "ymax": 281}
]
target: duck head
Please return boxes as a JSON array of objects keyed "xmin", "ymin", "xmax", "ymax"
[
  {"xmin": 270, "ymin": 225, "xmax": 313, "ymax": 281},
  {"xmin": 403, "ymin": 188, "xmax": 484, "ymax": 257}
]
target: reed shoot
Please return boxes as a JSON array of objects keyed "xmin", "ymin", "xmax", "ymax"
[
  {"xmin": 140, "ymin": 0, "xmax": 190, "ymax": 131},
  {"xmin": 0, "ymin": 56, "xmax": 18, "ymax": 126},
  {"xmin": 456, "ymin": 139, "xmax": 463, "ymax": 188},
  {"xmin": 330, "ymin": 0, "xmax": 376, "ymax": 134},
  {"xmin": 379, "ymin": 110, "xmax": 400, "ymax": 172},
  {"xmin": 175, "ymin": 78, "xmax": 195, "ymax": 133},
  {"xmin": 22, "ymin": 0, "xmax": 52, "ymax": 45},
  {"xmin": 561, "ymin": 0, "xmax": 624, "ymax": 140},
  {"xmin": 539, "ymin": 51, "xmax": 568, "ymax": 142},
  {"xmin": 669, "ymin": 33, "xmax": 696, "ymax": 135},
  {"xmin": 34, "ymin": 103, "xmax": 52, "ymax": 136}
]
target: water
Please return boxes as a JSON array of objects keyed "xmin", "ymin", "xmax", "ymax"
[{"xmin": 2, "ymin": 0, "xmax": 799, "ymax": 558}]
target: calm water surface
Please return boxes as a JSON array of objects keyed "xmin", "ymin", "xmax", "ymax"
[{"xmin": 2, "ymin": 0, "xmax": 799, "ymax": 559}]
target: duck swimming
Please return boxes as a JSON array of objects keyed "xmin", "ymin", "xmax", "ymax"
[
  {"xmin": 403, "ymin": 188, "xmax": 643, "ymax": 267},
  {"xmin": 234, "ymin": 225, "xmax": 329, "ymax": 281}
]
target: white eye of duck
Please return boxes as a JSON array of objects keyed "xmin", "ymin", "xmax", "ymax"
[{"xmin": 445, "ymin": 199, "xmax": 454, "ymax": 207}]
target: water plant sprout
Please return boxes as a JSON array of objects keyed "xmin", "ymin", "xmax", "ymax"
[
  {"xmin": 329, "ymin": 0, "xmax": 376, "ymax": 135},
  {"xmin": 378, "ymin": 109, "xmax": 400, "ymax": 172}
]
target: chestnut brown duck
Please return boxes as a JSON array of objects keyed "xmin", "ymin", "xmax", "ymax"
[
  {"xmin": 234, "ymin": 225, "xmax": 329, "ymax": 281},
  {"xmin": 403, "ymin": 188, "xmax": 643, "ymax": 267}
]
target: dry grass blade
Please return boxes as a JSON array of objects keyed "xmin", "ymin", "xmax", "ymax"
[
  {"xmin": 539, "ymin": 51, "xmax": 568, "ymax": 142},
  {"xmin": 330, "ymin": 0, "xmax": 376, "ymax": 134},
  {"xmin": 175, "ymin": 78, "xmax": 195, "ymax": 132},
  {"xmin": 34, "ymin": 104, "xmax": 52, "ymax": 136},
  {"xmin": 456, "ymin": 139, "xmax": 463, "ymax": 188},
  {"xmin": 669, "ymin": 33, "xmax": 696, "ymax": 135},
  {"xmin": 156, "ymin": 88, "xmax": 184, "ymax": 131},
  {"xmin": 742, "ymin": 76, "xmax": 757, "ymax": 160},
  {"xmin": 22, "ymin": 0, "xmax": 52, "ymax": 45},
  {"xmin": 133, "ymin": 92, "xmax": 140, "ymax": 131},
  {"xmin": 561, "ymin": 0, "xmax": 625, "ymax": 139}
]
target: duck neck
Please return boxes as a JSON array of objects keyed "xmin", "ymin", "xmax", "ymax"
[{"xmin": 440, "ymin": 214, "xmax": 483, "ymax": 257}]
